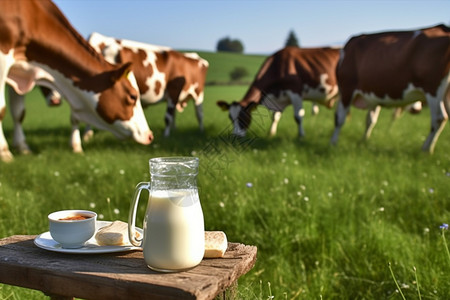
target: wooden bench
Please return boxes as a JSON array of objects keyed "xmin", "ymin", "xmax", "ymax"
[{"xmin": 0, "ymin": 235, "xmax": 257, "ymax": 300}]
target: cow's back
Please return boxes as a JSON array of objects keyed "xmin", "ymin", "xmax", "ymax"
[
  {"xmin": 152, "ymin": 50, "xmax": 208, "ymax": 105},
  {"xmin": 338, "ymin": 24, "xmax": 450, "ymax": 104},
  {"xmin": 244, "ymin": 46, "xmax": 340, "ymax": 105},
  {"xmin": 88, "ymin": 32, "xmax": 209, "ymax": 106},
  {"xmin": 332, "ymin": 24, "xmax": 450, "ymax": 153}
]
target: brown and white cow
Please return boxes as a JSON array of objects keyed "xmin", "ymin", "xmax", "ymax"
[
  {"xmin": 331, "ymin": 24, "xmax": 450, "ymax": 153},
  {"xmin": 217, "ymin": 46, "xmax": 340, "ymax": 137},
  {"xmin": 0, "ymin": 0, "xmax": 153, "ymax": 162},
  {"xmin": 88, "ymin": 32, "xmax": 209, "ymax": 137}
]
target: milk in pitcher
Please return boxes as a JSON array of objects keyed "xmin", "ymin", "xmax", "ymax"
[{"xmin": 142, "ymin": 189, "xmax": 205, "ymax": 271}]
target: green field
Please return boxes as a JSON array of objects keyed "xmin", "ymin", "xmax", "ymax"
[
  {"xmin": 196, "ymin": 50, "xmax": 267, "ymax": 84},
  {"xmin": 1, "ymin": 51, "xmax": 449, "ymax": 299}
]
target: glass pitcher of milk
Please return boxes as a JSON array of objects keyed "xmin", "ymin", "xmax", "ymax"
[{"xmin": 128, "ymin": 157, "xmax": 204, "ymax": 272}]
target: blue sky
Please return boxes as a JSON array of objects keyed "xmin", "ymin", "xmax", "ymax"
[{"xmin": 54, "ymin": 0, "xmax": 450, "ymax": 54}]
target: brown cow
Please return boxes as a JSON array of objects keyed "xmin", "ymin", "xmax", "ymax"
[
  {"xmin": 331, "ymin": 24, "xmax": 450, "ymax": 153},
  {"xmin": 0, "ymin": 0, "xmax": 153, "ymax": 161},
  {"xmin": 217, "ymin": 46, "xmax": 340, "ymax": 137},
  {"xmin": 89, "ymin": 32, "xmax": 209, "ymax": 137},
  {"xmin": 35, "ymin": 32, "xmax": 209, "ymax": 151}
]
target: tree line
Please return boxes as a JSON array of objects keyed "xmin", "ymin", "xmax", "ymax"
[{"xmin": 216, "ymin": 30, "xmax": 299, "ymax": 53}]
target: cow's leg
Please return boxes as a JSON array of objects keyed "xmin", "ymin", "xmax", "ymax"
[
  {"xmin": 82, "ymin": 125, "xmax": 94, "ymax": 143},
  {"xmin": 8, "ymin": 86, "xmax": 32, "ymax": 154},
  {"xmin": 311, "ymin": 103, "xmax": 319, "ymax": 115},
  {"xmin": 392, "ymin": 107, "xmax": 403, "ymax": 121},
  {"xmin": 0, "ymin": 98, "xmax": 13, "ymax": 162},
  {"xmin": 330, "ymin": 101, "xmax": 350, "ymax": 145},
  {"xmin": 70, "ymin": 113, "xmax": 83, "ymax": 153},
  {"xmin": 0, "ymin": 111, "xmax": 12, "ymax": 162},
  {"xmin": 269, "ymin": 111, "xmax": 282, "ymax": 137},
  {"xmin": 364, "ymin": 105, "xmax": 381, "ymax": 140},
  {"xmin": 164, "ymin": 99, "xmax": 176, "ymax": 137},
  {"xmin": 194, "ymin": 103, "xmax": 204, "ymax": 132},
  {"xmin": 422, "ymin": 97, "xmax": 447, "ymax": 153},
  {"xmin": 290, "ymin": 93, "xmax": 305, "ymax": 137},
  {"xmin": 0, "ymin": 54, "xmax": 14, "ymax": 162},
  {"xmin": 392, "ymin": 101, "xmax": 422, "ymax": 121}
]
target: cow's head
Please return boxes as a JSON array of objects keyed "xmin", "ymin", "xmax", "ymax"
[
  {"xmin": 40, "ymin": 86, "xmax": 62, "ymax": 106},
  {"xmin": 217, "ymin": 100, "xmax": 257, "ymax": 137},
  {"xmin": 71, "ymin": 62, "xmax": 153, "ymax": 145}
]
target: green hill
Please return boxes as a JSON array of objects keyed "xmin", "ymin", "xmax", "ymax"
[{"xmin": 183, "ymin": 50, "xmax": 267, "ymax": 84}]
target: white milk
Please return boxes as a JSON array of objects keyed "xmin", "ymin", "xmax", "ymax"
[{"xmin": 142, "ymin": 189, "xmax": 205, "ymax": 271}]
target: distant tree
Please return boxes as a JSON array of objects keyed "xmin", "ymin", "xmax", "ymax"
[
  {"xmin": 229, "ymin": 66, "xmax": 248, "ymax": 81},
  {"xmin": 216, "ymin": 37, "xmax": 244, "ymax": 53},
  {"xmin": 285, "ymin": 30, "xmax": 300, "ymax": 47}
]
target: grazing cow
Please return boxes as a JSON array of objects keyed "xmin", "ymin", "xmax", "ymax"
[
  {"xmin": 217, "ymin": 46, "xmax": 340, "ymax": 137},
  {"xmin": 88, "ymin": 32, "xmax": 209, "ymax": 137},
  {"xmin": 0, "ymin": 0, "xmax": 153, "ymax": 162},
  {"xmin": 331, "ymin": 24, "xmax": 450, "ymax": 153}
]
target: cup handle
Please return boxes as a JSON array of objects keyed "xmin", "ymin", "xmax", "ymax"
[{"xmin": 128, "ymin": 182, "xmax": 150, "ymax": 247}]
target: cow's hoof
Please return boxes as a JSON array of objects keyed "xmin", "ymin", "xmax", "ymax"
[
  {"xmin": 16, "ymin": 145, "xmax": 32, "ymax": 155},
  {"xmin": 83, "ymin": 130, "xmax": 94, "ymax": 142},
  {"xmin": 72, "ymin": 148, "xmax": 84, "ymax": 154},
  {"xmin": 1, "ymin": 150, "xmax": 14, "ymax": 163},
  {"xmin": 20, "ymin": 148, "xmax": 32, "ymax": 155}
]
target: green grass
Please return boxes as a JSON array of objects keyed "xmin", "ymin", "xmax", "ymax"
[
  {"xmin": 196, "ymin": 50, "xmax": 267, "ymax": 84},
  {"xmin": 1, "ymin": 56, "xmax": 450, "ymax": 299}
]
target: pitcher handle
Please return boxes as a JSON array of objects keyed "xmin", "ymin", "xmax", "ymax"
[{"xmin": 128, "ymin": 182, "xmax": 150, "ymax": 247}]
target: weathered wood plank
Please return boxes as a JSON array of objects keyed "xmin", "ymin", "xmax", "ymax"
[{"xmin": 0, "ymin": 235, "xmax": 257, "ymax": 300}]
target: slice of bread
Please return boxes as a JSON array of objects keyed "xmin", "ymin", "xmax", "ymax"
[
  {"xmin": 204, "ymin": 231, "xmax": 228, "ymax": 258},
  {"xmin": 95, "ymin": 220, "xmax": 130, "ymax": 246}
]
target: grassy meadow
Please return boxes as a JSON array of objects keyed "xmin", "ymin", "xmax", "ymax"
[{"xmin": 1, "ymin": 51, "xmax": 450, "ymax": 299}]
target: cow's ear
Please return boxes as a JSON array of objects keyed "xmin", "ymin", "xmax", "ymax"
[
  {"xmin": 111, "ymin": 62, "xmax": 133, "ymax": 83},
  {"xmin": 216, "ymin": 100, "xmax": 230, "ymax": 111}
]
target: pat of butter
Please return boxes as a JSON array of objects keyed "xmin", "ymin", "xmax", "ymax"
[{"xmin": 204, "ymin": 231, "xmax": 227, "ymax": 258}]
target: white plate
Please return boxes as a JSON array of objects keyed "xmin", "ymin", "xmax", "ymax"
[{"xmin": 34, "ymin": 221, "xmax": 142, "ymax": 254}]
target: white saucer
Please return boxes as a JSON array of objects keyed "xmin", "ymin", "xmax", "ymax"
[{"xmin": 34, "ymin": 221, "xmax": 142, "ymax": 254}]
